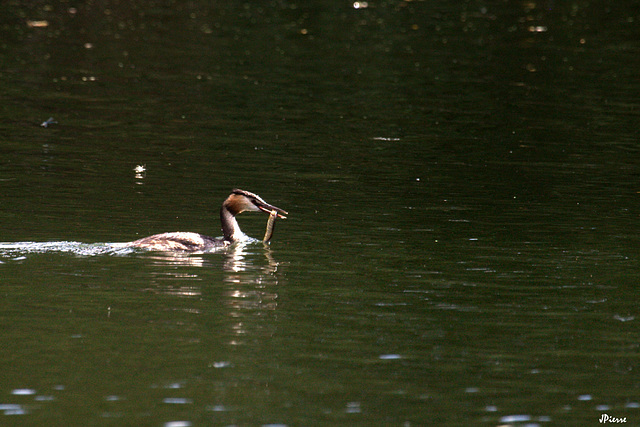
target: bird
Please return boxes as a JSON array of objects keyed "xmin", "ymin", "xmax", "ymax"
[{"xmin": 120, "ymin": 189, "xmax": 287, "ymax": 252}]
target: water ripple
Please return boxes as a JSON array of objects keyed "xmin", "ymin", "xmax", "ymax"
[{"xmin": 0, "ymin": 241, "xmax": 134, "ymax": 258}]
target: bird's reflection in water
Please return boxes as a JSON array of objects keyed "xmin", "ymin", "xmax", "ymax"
[
  {"xmin": 140, "ymin": 253, "xmax": 207, "ymax": 298},
  {"xmin": 141, "ymin": 241, "xmax": 280, "ymax": 273},
  {"xmin": 222, "ymin": 241, "xmax": 280, "ymax": 274},
  {"xmin": 140, "ymin": 242, "xmax": 283, "ymax": 337},
  {"xmin": 221, "ymin": 242, "xmax": 281, "ymax": 345}
]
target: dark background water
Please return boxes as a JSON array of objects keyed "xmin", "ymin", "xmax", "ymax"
[{"xmin": 1, "ymin": 0, "xmax": 639, "ymax": 425}]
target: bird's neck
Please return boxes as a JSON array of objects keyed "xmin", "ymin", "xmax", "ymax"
[{"xmin": 220, "ymin": 205, "xmax": 243, "ymax": 242}]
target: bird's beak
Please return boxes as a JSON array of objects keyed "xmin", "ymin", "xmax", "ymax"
[{"xmin": 255, "ymin": 200, "xmax": 288, "ymax": 219}]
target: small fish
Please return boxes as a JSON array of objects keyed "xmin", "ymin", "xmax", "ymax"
[
  {"xmin": 263, "ymin": 209, "xmax": 279, "ymax": 243},
  {"xmin": 40, "ymin": 117, "xmax": 58, "ymax": 128}
]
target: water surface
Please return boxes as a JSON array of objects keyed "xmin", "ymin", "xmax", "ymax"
[{"xmin": 1, "ymin": 0, "xmax": 639, "ymax": 425}]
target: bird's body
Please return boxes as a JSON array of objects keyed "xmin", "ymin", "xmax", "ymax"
[
  {"xmin": 126, "ymin": 231, "xmax": 226, "ymax": 252},
  {"xmin": 122, "ymin": 189, "xmax": 287, "ymax": 252}
]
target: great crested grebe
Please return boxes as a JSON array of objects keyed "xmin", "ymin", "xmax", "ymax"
[{"xmin": 122, "ymin": 189, "xmax": 287, "ymax": 252}]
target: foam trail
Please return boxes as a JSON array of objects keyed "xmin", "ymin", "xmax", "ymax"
[{"xmin": 0, "ymin": 241, "xmax": 134, "ymax": 259}]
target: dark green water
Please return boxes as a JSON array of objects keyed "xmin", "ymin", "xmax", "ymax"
[{"xmin": 1, "ymin": 1, "xmax": 639, "ymax": 425}]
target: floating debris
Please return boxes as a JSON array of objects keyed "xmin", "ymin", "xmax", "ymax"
[
  {"xmin": 40, "ymin": 117, "xmax": 57, "ymax": 128},
  {"xmin": 27, "ymin": 20, "xmax": 49, "ymax": 28}
]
